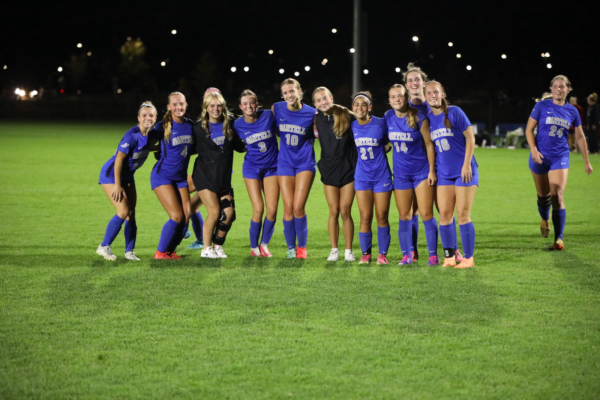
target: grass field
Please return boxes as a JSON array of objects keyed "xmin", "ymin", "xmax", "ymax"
[{"xmin": 1, "ymin": 120, "xmax": 599, "ymax": 399}]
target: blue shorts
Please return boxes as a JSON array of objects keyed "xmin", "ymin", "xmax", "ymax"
[
  {"xmin": 150, "ymin": 170, "xmax": 188, "ymax": 190},
  {"xmin": 277, "ymin": 163, "xmax": 316, "ymax": 176},
  {"xmin": 355, "ymin": 178, "xmax": 394, "ymax": 193},
  {"xmin": 243, "ymin": 162, "xmax": 278, "ymax": 180},
  {"xmin": 529, "ymin": 153, "xmax": 569, "ymax": 175},
  {"xmin": 394, "ymin": 173, "xmax": 428, "ymax": 191},
  {"xmin": 98, "ymin": 174, "xmax": 134, "ymax": 185},
  {"xmin": 438, "ymin": 168, "xmax": 479, "ymax": 187}
]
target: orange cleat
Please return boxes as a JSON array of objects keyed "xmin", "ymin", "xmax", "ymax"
[
  {"xmin": 553, "ymin": 238, "xmax": 564, "ymax": 251},
  {"xmin": 167, "ymin": 252, "xmax": 183, "ymax": 260},
  {"xmin": 154, "ymin": 250, "xmax": 172, "ymax": 260},
  {"xmin": 442, "ymin": 256, "xmax": 456, "ymax": 267},
  {"xmin": 296, "ymin": 246, "xmax": 307, "ymax": 259},
  {"xmin": 540, "ymin": 220, "xmax": 551, "ymax": 238},
  {"xmin": 454, "ymin": 257, "xmax": 474, "ymax": 268}
]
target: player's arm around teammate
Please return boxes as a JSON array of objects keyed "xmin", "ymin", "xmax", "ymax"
[
  {"xmin": 96, "ymin": 102, "xmax": 157, "ymax": 261},
  {"xmin": 352, "ymin": 92, "xmax": 393, "ymax": 265},
  {"xmin": 386, "ymin": 84, "xmax": 439, "ymax": 266},
  {"xmin": 312, "ymin": 87, "xmax": 358, "ymax": 262},
  {"xmin": 234, "ymin": 90, "xmax": 280, "ymax": 257},
  {"xmin": 424, "ymin": 81, "xmax": 477, "ymax": 268},
  {"xmin": 192, "ymin": 92, "xmax": 245, "ymax": 259},
  {"xmin": 272, "ymin": 78, "xmax": 317, "ymax": 259},
  {"xmin": 149, "ymin": 92, "xmax": 193, "ymax": 260},
  {"xmin": 525, "ymin": 75, "xmax": 593, "ymax": 250}
]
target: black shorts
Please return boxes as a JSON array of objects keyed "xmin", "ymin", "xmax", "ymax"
[{"xmin": 318, "ymin": 157, "xmax": 356, "ymax": 188}]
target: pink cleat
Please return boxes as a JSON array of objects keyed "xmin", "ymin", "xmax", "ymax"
[
  {"xmin": 427, "ymin": 255, "xmax": 440, "ymax": 266},
  {"xmin": 456, "ymin": 249, "xmax": 464, "ymax": 263},
  {"xmin": 377, "ymin": 254, "xmax": 389, "ymax": 264},
  {"xmin": 398, "ymin": 255, "xmax": 413, "ymax": 265},
  {"xmin": 358, "ymin": 254, "xmax": 372, "ymax": 264}
]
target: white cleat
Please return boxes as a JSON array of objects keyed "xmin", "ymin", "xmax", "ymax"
[
  {"xmin": 327, "ymin": 248, "xmax": 339, "ymax": 261},
  {"xmin": 96, "ymin": 245, "xmax": 117, "ymax": 261},
  {"xmin": 201, "ymin": 246, "xmax": 219, "ymax": 259},
  {"xmin": 345, "ymin": 249, "xmax": 356, "ymax": 262},
  {"xmin": 124, "ymin": 251, "xmax": 140, "ymax": 261},
  {"xmin": 213, "ymin": 245, "xmax": 228, "ymax": 258}
]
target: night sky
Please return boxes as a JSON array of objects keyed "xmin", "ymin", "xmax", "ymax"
[{"xmin": 3, "ymin": 0, "xmax": 600, "ymax": 113}]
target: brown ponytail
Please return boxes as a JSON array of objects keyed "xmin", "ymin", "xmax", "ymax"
[
  {"xmin": 163, "ymin": 92, "xmax": 185, "ymax": 142},
  {"xmin": 441, "ymin": 98, "xmax": 452, "ymax": 129},
  {"xmin": 331, "ymin": 104, "xmax": 352, "ymax": 138}
]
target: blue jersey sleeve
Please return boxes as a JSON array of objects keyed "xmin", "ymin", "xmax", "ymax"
[
  {"xmin": 416, "ymin": 112, "xmax": 427, "ymax": 129},
  {"xmin": 530, "ymin": 103, "xmax": 542, "ymax": 121},
  {"xmin": 450, "ymin": 107, "xmax": 472, "ymax": 133},
  {"xmin": 572, "ymin": 108, "xmax": 582, "ymax": 128},
  {"xmin": 117, "ymin": 132, "xmax": 137, "ymax": 156}
]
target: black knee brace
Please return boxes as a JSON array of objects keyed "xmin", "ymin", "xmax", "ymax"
[
  {"xmin": 219, "ymin": 197, "xmax": 236, "ymax": 223},
  {"xmin": 537, "ymin": 195, "xmax": 551, "ymax": 208}
]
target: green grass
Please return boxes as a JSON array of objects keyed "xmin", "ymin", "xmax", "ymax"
[{"xmin": 1, "ymin": 120, "xmax": 599, "ymax": 399}]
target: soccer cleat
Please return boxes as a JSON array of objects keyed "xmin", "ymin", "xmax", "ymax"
[
  {"xmin": 97, "ymin": 245, "xmax": 117, "ymax": 261},
  {"xmin": 540, "ymin": 220, "xmax": 551, "ymax": 238},
  {"xmin": 456, "ymin": 249, "xmax": 464, "ymax": 263},
  {"xmin": 213, "ymin": 245, "xmax": 227, "ymax": 258},
  {"xmin": 442, "ymin": 256, "xmax": 457, "ymax": 267},
  {"xmin": 250, "ymin": 247, "xmax": 261, "ymax": 257},
  {"xmin": 377, "ymin": 254, "xmax": 389, "ymax": 264},
  {"xmin": 345, "ymin": 249, "xmax": 356, "ymax": 262},
  {"xmin": 154, "ymin": 250, "xmax": 172, "ymax": 260},
  {"xmin": 124, "ymin": 251, "xmax": 140, "ymax": 261},
  {"xmin": 398, "ymin": 255, "xmax": 413, "ymax": 265},
  {"xmin": 167, "ymin": 252, "xmax": 183, "ymax": 260},
  {"xmin": 455, "ymin": 257, "xmax": 474, "ymax": 268},
  {"xmin": 183, "ymin": 230, "xmax": 191, "ymax": 239},
  {"xmin": 553, "ymin": 238, "xmax": 564, "ymax": 251},
  {"xmin": 296, "ymin": 247, "xmax": 307, "ymax": 259},
  {"xmin": 187, "ymin": 240, "xmax": 204, "ymax": 249},
  {"xmin": 327, "ymin": 248, "xmax": 339, "ymax": 261},
  {"xmin": 411, "ymin": 250, "xmax": 419, "ymax": 262},
  {"xmin": 201, "ymin": 247, "xmax": 219, "ymax": 259},
  {"xmin": 287, "ymin": 249, "xmax": 297, "ymax": 259},
  {"xmin": 427, "ymin": 255, "xmax": 440, "ymax": 266},
  {"xmin": 259, "ymin": 244, "xmax": 273, "ymax": 257},
  {"xmin": 358, "ymin": 254, "xmax": 372, "ymax": 264}
]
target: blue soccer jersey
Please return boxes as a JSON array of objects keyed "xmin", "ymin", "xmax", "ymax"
[
  {"xmin": 408, "ymin": 99, "xmax": 430, "ymax": 115},
  {"xmin": 384, "ymin": 109, "xmax": 429, "ymax": 176},
  {"xmin": 530, "ymin": 99, "xmax": 581, "ymax": 157},
  {"xmin": 233, "ymin": 109, "xmax": 279, "ymax": 168},
  {"xmin": 210, "ymin": 122, "xmax": 225, "ymax": 149},
  {"xmin": 100, "ymin": 125, "xmax": 151, "ymax": 181},
  {"xmin": 428, "ymin": 106, "xmax": 477, "ymax": 179},
  {"xmin": 273, "ymin": 102, "xmax": 316, "ymax": 168},
  {"xmin": 151, "ymin": 119, "xmax": 193, "ymax": 181},
  {"xmin": 352, "ymin": 116, "xmax": 392, "ymax": 181}
]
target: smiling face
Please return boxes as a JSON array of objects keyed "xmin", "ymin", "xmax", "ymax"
[
  {"xmin": 352, "ymin": 97, "xmax": 372, "ymax": 120},
  {"xmin": 137, "ymin": 106, "xmax": 157, "ymax": 130},
  {"xmin": 239, "ymin": 95, "xmax": 258, "ymax": 117},
  {"xmin": 281, "ymin": 83, "xmax": 301, "ymax": 106},
  {"xmin": 167, "ymin": 94, "xmax": 187, "ymax": 120},
  {"xmin": 425, "ymin": 82, "xmax": 445, "ymax": 108},
  {"xmin": 389, "ymin": 87, "xmax": 407, "ymax": 111},
  {"xmin": 207, "ymin": 97, "xmax": 223, "ymax": 122},
  {"xmin": 405, "ymin": 71, "xmax": 425, "ymax": 97},
  {"xmin": 551, "ymin": 79, "xmax": 571, "ymax": 103},
  {"xmin": 313, "ymin": 90, "xmax": 333, "ymax": 113}
]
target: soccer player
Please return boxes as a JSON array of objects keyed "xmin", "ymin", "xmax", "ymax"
[
  {"xmin": 424, "ymin": 81, "xmax": 477, "ymax": 268},
  {"xmin": 525, "ymin": 75, "xmax": 593, "ymax": 250},
  {"xmin": 385, "ymin": 84, "xmax": 439, "ymax": 266},
  {"xmin": 233, "ymin": 89, "xmax": 279, "ymax": 257},
  {"xmin": 313, "ymin": 87, "xmax": 358, "ymax": 262},
  {"xmin": 96, "ymin": 101, "xmax": 157, "ymax": 261},
  {"xmin": 272, "ymin": 78, "xmax": 317, "ymax": 259},
  {"xmin": 149, "ymin": 92, "xmax": 194, "ymax": 260},
  {"xmin": 191, "ymin": 92, "xmax": 246, "ymax": 258},
  {"xmin": 351, "ymin": 91, "xmax": 392, "ymax": 265}
]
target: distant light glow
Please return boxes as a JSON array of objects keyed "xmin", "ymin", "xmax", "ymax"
[
  {"xmin": 279, "ymin": 68, "xmax": 284, "ymax": 74},
  {"xmin": 466, "ymin": 65, "xmax": 472, "ymax": 70},
  {"xmin": 541, "ymin": 53, "xmax": 546, "ymax": 57},
  {"xmin": 456, "ymin": 54, "xmax": 461, "ymax": 58},
  {"xmin": 117, "ymin": 88, "xmax": 122, "ymax": 94},
  {"xmin": 161, "ymin": 61, "xmax": 166, "ymax": 67},
  {"xmin": 127, "ymin": 37, "xmax": 132, "ymax": 41},
  {"xmin": 448, "ymin": 42, "xmax": 453, "ymax": 47},
  {"xmin": 501, "ymin": 54, "xmax": 507, "ymax": 59},
  {"xmin": 332, "ymin": 28, "xmax": 337, "ymax": 33},
  {"xmin": 19, "ymin": 89, "xmax": 25, "ymax": 96},
  {"xmin": 77, "ymin": 43, "xmax": 82, "ymax": 48},
  {"xmin": 547, "ymin": 63, "xmax": 552, "ymax": 69},
  {"xmin": 363, "ymin": 69, "xmax": 369, "ymax": 74},
  {"xmin": 171, "ymin": 30, "xmax": 177, "ymax": 35},
  {"xmin": 268, "ymin": 49, "xmax": 274, "ymax": 54},
  {"xmin": 412, "ymin": 36, "xmax": 419, "ymax": 42},
  {"xmin": 57, "ymin": 66, "xmax": 63, "ymax": 72},
  {"xmin": 77, "ymin": 90, "xmax": 81, "ymax": 95},
  {"xmin": 322, "ymin": 59, "xmax": 328, "ymax": 65},
  {"xmin": 349, "ymin": 48, "xmax": 355, "ymax": 53},
  {"xmin": 29, "ymin": 90, "xmax": 38, "ymax": 98},
  {"xmin": 395, "ymin": 67, "xmax": 401, "ymax": 73},
  {"xmin": 545, "ymin": 52, "xmax": 550, "ymax": 57},
  {"xmin": 244, "ymin": 66, "xmax": 249, "ymax": 72},
  {"xmin": 87, "ymin": 52, "xmax": 92, "ymax": 56},
  {"xmin": 15, "ymin": 88, "xmax": 20, "ymax": 95},
  {"xmin": 294, "ymin": 71, "xmax": 300, "ymax": 77},
  {"xmin": 3, "ymin": 65, "xmax": 7, "ymax": 70},
  {"xmin": 304, "ymin": 66, "xmax": 310, "ymax": 71},
  {"xmin": 231, "ymin": 66, "xmax": 236, "ymax": 72}
]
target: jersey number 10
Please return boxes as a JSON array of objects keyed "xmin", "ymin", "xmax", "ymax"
[{"xmin": 285, "ymin": 134, "xmax": 299, "ymax": 146}]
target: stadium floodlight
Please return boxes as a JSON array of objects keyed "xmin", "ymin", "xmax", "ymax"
[
  {"xmin": 231, "ymin": 66, "xmax": 236, "ymax": 72},
  {"xmin": 77, "ymin": 43, "xmax": 82, "ymax": 48},
  {"xmin": 322, "ymin": 59, "xmax": 328, "ymax": 65},
  {"xmin": 501, "ymin": 54, "xmax": 507, "ymax": 59},
  {"xmin": 294, "ymin": 71, "xmax": 300, "ymax": 77},
  {"xmin": 87, "ymin": 52, "xmax": 92, "ymax": 56},
  {"xmin": 171, "ymin": 30, "xmax": 177, "ymax": 35},
  {"xmin": 456, "ymin": 54, "xmax": 461, "ymax": 58},
  {"xmin": 545, "ymin": 52, "xmax": 550, "ymax": 57},
  {"xmin": 268, "ymin": 50, "xmax": 274, "ymax": 54},
  {"xmin": 305, "ymin": 66, "xmax": 310, "ymax": 71},
  {"xmin": 19, "ymin": 89, "xmax": 25, "ymax": 96},
  {"xmin": 547, "ymin": 63, "xmax": 552, "ymax": 69},
  {"xmin": 161, "ymin": 61, "xmax": 166, "ymax": 67},
  {"xmin": 3, "ymin": 65, "xmax": 7, "ymax": 69},
  {"xmin": 466, "ymin": 65, "xmax": 472, "ymax": 70},
  {"xmin": 363, "ymin": 69, "xmax": 369, "ymax": 74},
  {"xmin": 395, "ymin": 67, "xmax": 401, "ymax": 73},
  {"xmin": 15, "ymin": 88, "xmax": 20, "ymax": 95},
  {"xmin": 244, "ymin": 66, "xmax": 249, "ymax": 72},
  {"xmin": 349, "ymin": 48, "xmax": 355, "ymax": 53},
  {"xmin": 332, "ymin": 28, "xmax": 337, "ymax": 33},
  {"xmin": 279, "ymin": 68, "xmax": 284, "ymax": 74},
  {"xmin": 448, "ymin": 42, "xmax": 453, "ymax": 47},
  {"xmin": 117, "ymin": 88, "xmax": 122, "ymax": 93},
  {"xmin": 57, "ymin": 66, "xmax": 63, "ymax": 72},
  {"xmin": 412, "ymin": 36, "xmax": 419, "ymax": 42}
]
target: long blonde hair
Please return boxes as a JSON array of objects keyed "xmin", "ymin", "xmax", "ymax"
[
  {"xmin": 388, "ymin": 84, "xmax": 419, "ymax": 129},
  {"xmin": 198, "ymin": 92, "xmax": 233, "ymax": 140},
  {"xmin": 312, "ymin": 87, "xmax": 351, "ymax": 138},
  {"xmin": 163, "ymin": 92, "xmax": 185, "ymax": 142},
  {"xmin": 425, "ymin": 81, "xmax": 452, "ymax": 129}
]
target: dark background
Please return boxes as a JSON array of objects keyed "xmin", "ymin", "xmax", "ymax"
[{"xmin": 2, "ymin": 0, "xmax": 599, "ymax": 128}]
